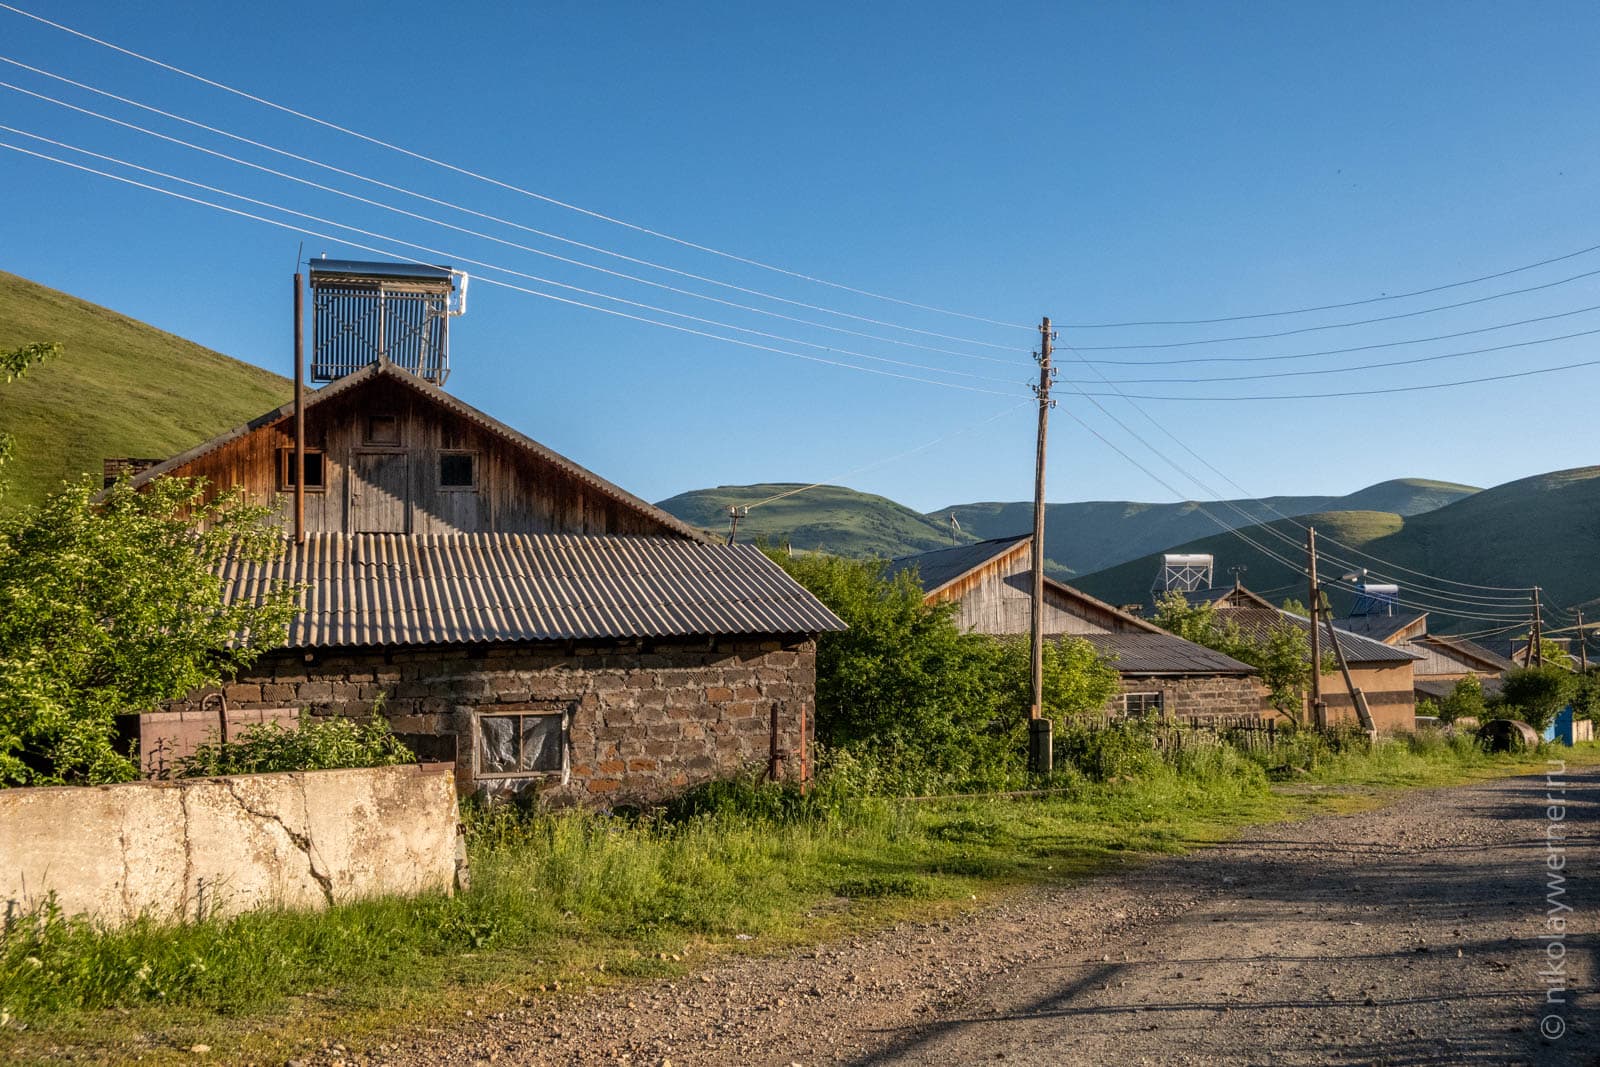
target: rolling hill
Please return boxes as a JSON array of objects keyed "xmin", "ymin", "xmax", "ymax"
[
  {"xmin": 655, "ymin": 483, "xmax": 975, "ymax": 558},
  {"xmin": 942, "ymin": 478, "xmax": 1478, "ymax": 577},
  {"xmin": 658, "ymin": 478, "xmax": 1478, "ymax": 576},
  {"xmin": 1072, "ymin": 467, "xmax": 1600, "ymax": 628},
  {"xmin": 0, "ymin": 271, "xmax": 290, "ymax": 508}
]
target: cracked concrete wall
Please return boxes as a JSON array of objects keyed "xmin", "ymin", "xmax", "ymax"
[{"xmin": 0, "ymin": 764, "xmax": 460, "ymax": 927}]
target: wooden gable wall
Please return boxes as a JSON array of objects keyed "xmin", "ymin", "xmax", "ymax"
[
  {"xmin": 161, "ymin": 374, "xmax": 686, "ymax": 539},
  {"xmin": 933, "ymin": 544, "xmax": 1151, "ymax": 636}
]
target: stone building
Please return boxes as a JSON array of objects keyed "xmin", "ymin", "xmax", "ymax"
[
  {"xmin": 885, "ymin": 536, "xmax": 1262, "ymax": 721},
  {"xmin": 125, "ymin": 356, "xmax": 842, "ymax": 801}
]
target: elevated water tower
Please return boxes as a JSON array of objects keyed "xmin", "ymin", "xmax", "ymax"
[
  {"xmin": 1151, "ymin": 552, "xmax": 1214, "ymax": 597},
  {"xmin": 307, "ymin": 259, "xmax": 465, "ymax": 385}
]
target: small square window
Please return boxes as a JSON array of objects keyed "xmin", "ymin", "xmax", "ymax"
[
  {"xmin": 439, "ymin": 452, "xmax": 476, "ymax": 489},
  {"xmin": 365, "ymin": 414, "xmax": 400, "ymax": 445},
  {"xmin": 477, "ymin": 711, "xmax": 564, "ymax": 777},
  {"xmin": 277, "ymin": 448, "xmax": 326, "ymax": 491},
  {"xmin": 1121, "ymin": 691, "xmax": 1163, "ymax": 719}
]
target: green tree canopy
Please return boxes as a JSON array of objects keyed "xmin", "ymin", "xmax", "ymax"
[
  {"xmin": 1496, "ymin": 665, "xmax": 1575, "ymax": 732},
  {"xmin": 0, "ymin": 477, "xmax": 296, "ymax": 785},
  {"xmin": 1153, "ymin": 591, "xmax": 1330, "ymax": 723}
]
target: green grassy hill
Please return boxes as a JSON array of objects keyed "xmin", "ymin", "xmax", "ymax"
[
  {"xmin": 943, "ymin": 478, "xmax": 1478, "ymax": 578},
  {"xmin": 1073, "ymin": 467, "xmax": 1600, "ymax": 628},
  {"xmin": 656, "ymin": 483, "xmax": 975, "ymax": 558},
  {"xmin": 0, "ymin": 271, "xmax": 289, "ymax": 508}
]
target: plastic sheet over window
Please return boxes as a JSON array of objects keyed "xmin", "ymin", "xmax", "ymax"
[{"xmin": 477, "ymin": 712, "xmax": 565, "ymax": 776}]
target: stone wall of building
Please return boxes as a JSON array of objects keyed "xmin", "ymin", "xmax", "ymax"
[
  {"xmin": 1108, "ymin": 674, "xmax": 1266, "ymax": 721},
  {"xmin": 166, "ymin": 636, "xmax": 817, "ymax": 804}
]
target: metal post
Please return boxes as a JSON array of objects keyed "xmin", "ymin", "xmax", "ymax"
[
  {"xmin": 1028, "ymin": 317, "xmax": 1055, "ymax": 774},
  {"xmin": 1307, "ymin": 527, "xmax": 1326, "ymax": 729},
  {"xmin": 293, "ymin": 271, "xmax": 306, "ymax": 545}
]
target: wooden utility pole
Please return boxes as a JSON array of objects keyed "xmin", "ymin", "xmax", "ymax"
[
  {"xmin": 1306, "ymin": 526, "xmax": 1327, "ymax": 729},
  {"xmin": 1318, "ymin": 590, "xmax": 1376, "ymax": 735},
  {"xmin": 726, "ymin": 505, "xmax": 747, "ymax": 545},
  {"xmin": 293, "ymin": 271, "xmax": 305, "ymax": 545},
  {"xmin": 1577, "ymin": 607, "xmax": 1589, "ymax": 672},
  {"xmin": 1028, "ymin": 316, "xmax": 1056, "ymax": 775},
  {"xmin": 1526, "ymin": 587, "xmax": 1543, "ymax": 667}
]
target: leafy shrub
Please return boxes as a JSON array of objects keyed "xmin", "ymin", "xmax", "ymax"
[
  {"xmin": 1053, "ymin": 719, "xmax": 1162, "ymax": 781},
  {"xmin": 773, "ymin": 553, "xmax": 1119, "ymax": 789},
  {"xmin": 1436, "ymin": 676, "xmax": 1487, "ymax": 724},
  {"xmin": 1495, "ymin": 666, "xmax": 1574, "ymax": 732},
  {"xmin": 176, "ymin": 714, "xmax": 414, "ymax": 778}
]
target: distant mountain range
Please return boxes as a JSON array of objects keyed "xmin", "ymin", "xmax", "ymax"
[
  {"xmin": 1069, "ymin": 467, "xmax": 1600, "ymax": 630},
  {"xmin": 656, "ymin": 478, "xmax": 1480, "ymax": 580}
]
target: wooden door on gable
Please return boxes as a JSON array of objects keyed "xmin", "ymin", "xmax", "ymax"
[{"xmin": 351, "ymin": 452, "xmax": 409, "ymax": 533}]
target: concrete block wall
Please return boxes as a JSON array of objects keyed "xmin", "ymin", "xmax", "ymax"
[
  {"xmin": 1109, "ymin": 675, "xmax": 1266, "ymax": 720},
  {"xmin": 0, "ymin": 764, "xmax": 460, "ymax": 927},
  {"xmin": 169, "ymin": 636, "xmax": 818, "ymax": 804}
]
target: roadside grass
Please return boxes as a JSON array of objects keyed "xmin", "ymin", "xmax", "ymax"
[{"xmin": 2, "ymin": 738, "xmax": 1592, "ymax": 1065}]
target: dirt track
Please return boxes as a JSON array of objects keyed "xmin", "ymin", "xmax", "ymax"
[{"xmin": 386, "ymin": 765, "xmax": 1593, "ymax": 1066}]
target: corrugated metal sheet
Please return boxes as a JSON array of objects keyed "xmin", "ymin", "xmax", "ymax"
[
  {"xmin": 1074, "ymin": 633, "xmax": 1258, "ymax": 676},
  {"xmin": 221, "ymin": 533, "xmax": 845, "ymax": 648},
  {"xmin": 1217, "ymin": 607, "xmax": 1421, "ymax": 665},
  {"xmin": 1335, "ymin": 613, "xmax": 1427, "ymax": 642}
]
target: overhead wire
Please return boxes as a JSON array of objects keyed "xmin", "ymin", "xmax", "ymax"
[
  {"xmin": 1067, "ymin": 267, "xmax": 1600, "ymax": 351},
  {"xmin": 0, "ymin": 127, "xmax": 1031, "ymax": 391},
  {"xmin": 0, "ymin": 139, "xmax": 1026, "ymax": 398},
  {"xmin": 1067, "ymin": 358, "xmax": 1600, "ymax": 402},
  {"xmin": 0, "ymin": 63, "xmax": 1027, "ymax": 361},
  {"xmin": 0, "ymin": 4, "xmax": 1038, "ymax": 332}
]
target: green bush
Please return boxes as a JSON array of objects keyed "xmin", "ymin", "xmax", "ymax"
[
  {"xmin": 1436, "ymin": 676, "xmax": 1487, "ymax": 724},
  {"xmin": 773, "ymin": 553, "xmax": 1119, "ymax": 790},
  {"xmin": 175, "ymin": 714, "xmax": 414, "ymax": 778},
  {"xmin": 1495, "ymin": 666, "xmax": 1574, "ymax": 732},
  {"xmin": 1054, "ymin": 719, "xmax": 1162, "ymax": 781}
]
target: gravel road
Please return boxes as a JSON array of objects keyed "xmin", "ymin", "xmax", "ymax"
[{"xmin": 380, "ymin": 765, "xmax": 1593, "ymax": 1066}]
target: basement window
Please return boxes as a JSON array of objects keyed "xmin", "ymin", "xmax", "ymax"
[
  {"xmin": 276, "ymin": 448, "xmax": 326, "ymax": 491},
  {"xmin": 476, "ymin": 709, "xmax": 565, "ymax": 777},
  {"xmin": 1121, "ymin": 691, "xmax": 1164, "ymax": 719},
  {"xmin": 439, "ymin": 451, "xmax": 477, "ymax": 490}
]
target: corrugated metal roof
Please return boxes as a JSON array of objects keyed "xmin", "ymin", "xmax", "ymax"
[
  {"xmin": 1335, "ymin": 612, "xmax": 1427, "ymax": 642},
  {"xmin": 1074, "ymin": 633, "xmax": 1258, "ymax": 676},
  {"xmin": 221, "ymin": 533, "xmax": 844, "ymax": 648},
  {"xmin": 1415, "ymin": 675, "xmax": 1504, "ymax": 701},
  {"xmin": 1173, "ymin": 585, "xmax": 1277, "ymax": 609},
  {"xmin": 1215, "ymin": 607, "xmax": 1421, "ymax": 665},
  {"xmin": 885, "ymin": 535, "xmax": 1029, "ymax": 594},
  {"xmin": 1422, "ymin": 635, "xmax": 1518, "ymax": 673},
  {"xmin": 117, "ymin": 362, "xmax": 709, "ymax": 543}
]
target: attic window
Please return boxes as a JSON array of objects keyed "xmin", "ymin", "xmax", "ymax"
[
  {"xmin": 439, "ymin": 451, "xmax": 477, "ymax": 490},
  {"xmin": 365, "ymin": 414, "xmax": 400, "ymax": 445},
  {"xmin": 277, "ymin": 448, "xmax": 326, "ymax": 491}
]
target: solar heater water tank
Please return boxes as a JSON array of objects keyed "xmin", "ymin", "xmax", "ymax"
[{"xmin": 308, "ymin": 259, "xmax": 463, "ymax": 385}]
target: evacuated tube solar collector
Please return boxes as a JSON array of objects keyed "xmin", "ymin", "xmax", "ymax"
[{"xmin": 308, "ymin": 258, "xmax": 462, "ymax": 385}]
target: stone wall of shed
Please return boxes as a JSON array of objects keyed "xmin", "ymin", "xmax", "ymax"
[
  {"xmin": 1108, "ymin": 675, "xmax": 1266, "ymax": 721},
  {"xmin": 166, "ymin": 637, "xmax": 816, "ymax": 805}
]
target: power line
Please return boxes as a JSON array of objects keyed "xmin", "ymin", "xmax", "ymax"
[
  {"xmin": 1062, "ymin": 242, "xmax": 1600, "ymax": 329},
  {"xmin": 1065, "ymin": 357, "xmax": 1600, "ymax": 402},
  {"xmin": 1054, "ymin": 340, "xmax": 1539, "ymax": 607},
  {"xmin": 1097, "ymin": 325, "xmax": 1600, "ymax": 385},
  {"xmin": 1079, "ymin": 303, "xmax": 1600, "ymax": 367},
  {"xmin": 0, "ymin": 4, "xmax": 1037, "ymax": 333},
  {"xmin": 1068, "ymin": 266, "xmax": 1600, "ymax": 351},
  {"xmin": 0, "ymin": 63, "xmax": 1027, "ymax": 362},
  {"xmin": 0, "ymin": 139, "xmax": 1026, "ymax": 398},
  {"xmin": 0, "ymin": 127, "xmax": 1028, "ymax": 390}
]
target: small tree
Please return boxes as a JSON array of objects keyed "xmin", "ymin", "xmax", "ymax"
[
  {"xmin": 1496, "ymin": 665, "xmax": 1575, "ymax": 733},
  {"xmin": 1152, "ymin": 591, "xmax": 1326, "ymax": 723},
  {"xmin": 1570, "ymin": 669, "xmax": 1600, "ymax": 724},
  {"xmin": 1436, "ymin": 675, "xmax": 1487, "ymax": 725},
  {"xmin": 0, "ymin": 342, "xmax": 60, "ymax": 497},
  {"xmin": 0, "ymin": 477, "xmax": 296, "ymax": 785}
]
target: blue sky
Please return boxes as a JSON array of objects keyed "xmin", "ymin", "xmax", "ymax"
[{"xmin": 3, "ymin": 1, "xmax": 1599, "ymax": 512}]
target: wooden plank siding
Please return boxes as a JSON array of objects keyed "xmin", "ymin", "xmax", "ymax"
[
  {"xmin": 927, "ymin": 541, "xmax": 1158, "ymax": 637},
  {"xmin": 160, "ymin": 374, "xmax": 683, "ymax": 539}
]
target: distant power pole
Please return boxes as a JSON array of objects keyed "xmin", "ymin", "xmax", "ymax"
[
  {"xmin": 1306, "ymin": 527, "xmax": 1327, "ymax": 729},
  {"xmin": 1028, "ymin": 316, "xmax": 1057, "ymax": 775},
  {"xmin": 1531, "ymin": 586, "xmax": 1544, "ymax": 667},
  {"xmin": 1577, "ymin": 607, "xmax": 1589, "ymax": 672},
  {"xmin": 726, "ymin": 505, "xmax": 747, "ymax": 545}
]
